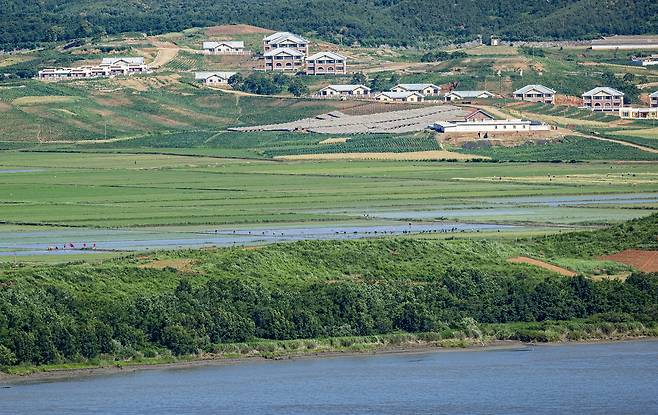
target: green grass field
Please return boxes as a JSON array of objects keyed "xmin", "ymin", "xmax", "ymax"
[{"xmin": 1, "ymin": 151, "xmax": 656, "ymax": 231}]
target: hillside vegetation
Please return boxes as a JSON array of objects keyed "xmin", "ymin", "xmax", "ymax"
[
  {"xmin": 2, "ymin": 0, "xmax": 658, "ymax": 50},
  {"xmin": 0, "ymin": 214, "xmax": 656, "ymax": 370}
]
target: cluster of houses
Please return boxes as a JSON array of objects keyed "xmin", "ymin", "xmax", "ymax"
[
  {"xmin": 314, "ymin": 81, "xmax": 658, "ymax": 119},
  {"xmin": 38, "ymin": 57, "xmax": 150, "ymax": 80},
  {"xmin": 315, "ymin": 83, "xmax": 496, "ymax": 103},
  {"xmin": 196, "ymin": 31, "xmax": 348, "ymax": 84},
  {"xmin": 260, "ymin": 32, "xmax": 348, "ymax": 75}
]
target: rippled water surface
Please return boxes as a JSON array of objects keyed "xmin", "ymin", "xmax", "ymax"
[{"xmin": 2, "ymin": 340, "xmax": 657, "ymax": 415}]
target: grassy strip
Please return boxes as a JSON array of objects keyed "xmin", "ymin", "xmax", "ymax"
[
  {"xmin": 455, "ymin": 136, "xmax": 658, "ymax": 161},
  {"xmin": 4, "ymin": 318, "xmax": 655, "ymax": 377}
]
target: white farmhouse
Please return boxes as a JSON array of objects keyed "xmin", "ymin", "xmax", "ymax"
[
  {"xmin": 391, "ymin": 84, "xmax": 440, "ymax": 96},
  {"xmin": 513, "ymin": 85, "xmax": 556, "ymax": 104},
  {"xmin": 316, "ymin": 84, "xmax": 371, "ymax": 98},
  {"xmin": 202, "ymin": 41, "xmax": 245, "ymax": 55},
  {"xmin": 375, "ymin": 91, "xmax": 424, "ymax": 103},
  {"xmin": 443, "ymin": 90, "xmax": 495, "ymax": 102},
  {"xmin": 195, "ymin": 71, "xmax": 237, "ymax": 85}
]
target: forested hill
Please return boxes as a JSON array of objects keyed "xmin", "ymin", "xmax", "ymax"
[{"xmin": 1, "ymin": 0, "xmax": 657, "ymax": 50}]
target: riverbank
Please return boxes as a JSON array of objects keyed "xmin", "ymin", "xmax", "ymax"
[{"xmin": 2, "ymin": 323, "xmax": 656, "ymax": 384}]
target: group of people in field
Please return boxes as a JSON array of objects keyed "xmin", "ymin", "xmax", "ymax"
[{"xmin": 47, "ymin": 242, "xmax": 96, "ymax": 251}]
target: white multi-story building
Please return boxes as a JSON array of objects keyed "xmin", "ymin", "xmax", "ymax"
[{"xmin": 305, "ymin": 52, "xmax": 348, "ymax": 75}]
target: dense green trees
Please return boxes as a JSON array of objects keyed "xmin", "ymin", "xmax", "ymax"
[
  {"xmin": 0, "ymin": 214, "xmax": 656, "ymax": 368},
  {"xmin": 229, "ymin": 73, "xmax": 309, "ymax": 96},
  {"xmin": 0, "ymin": 262, "xmax": 656, "ymax": 367},
  {"xmin": 1, "ymin": 0, "xmax": 657, "ymax": 50}
]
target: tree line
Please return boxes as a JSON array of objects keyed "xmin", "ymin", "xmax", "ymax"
[{"xmin": 0, "ymin": 262, "xmax": 656, "ymax": 366}]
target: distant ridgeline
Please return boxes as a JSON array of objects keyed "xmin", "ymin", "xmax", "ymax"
[{"xmin": 1, "ymin": 0, "xmax": 657, "ymax": 50}]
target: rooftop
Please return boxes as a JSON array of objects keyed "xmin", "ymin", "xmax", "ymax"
[
  {"xmin": 306, "ymin": 51, "xmax": 347, "ymax": 61},
  {"xmin": 446, "ymin": 90, "xmax": 494, "ymax": 98},
  {"xmin": 322, "ymin": 84, "xmax": 370, "ymax": 92},
  {"xmin": 195, "ymin": 71, "xmax": 237, "ymax": 80},
  {"xmin": 203, "ymin": 41, "xmax": 244, "ymax": 49},
  {"xmin": 100, "ymin": 57, "xmax": 145, "ymax": 66},
  {"xmin": 513, "ymin": 84, "xmax": 556, "ymax": 95},
  {"xmin": 378, "ymin": 91, "xmax": 423, "ymax": 99},
  {"xmin": 263, "ymin": 47, "xmax": 305, "ymax": 57},
  {"xmin": 582, "ymin": 87, "xmax": 625, "ymax": 97},
  {"xmin": 394, "ymin": 83, "xmax": 439, "ymax": 91},
  {"xmin": 264, "ymin": 32, "xmax": 308, "ymax": 45}
]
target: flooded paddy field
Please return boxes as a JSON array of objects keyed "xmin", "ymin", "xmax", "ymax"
[
  {"xmin": 1, "ymin": 152, "xmax": 656, "ymax": 260},
  {"xmin": 0, "ymin": 221, "xmax": 522, "ymax": 256}
]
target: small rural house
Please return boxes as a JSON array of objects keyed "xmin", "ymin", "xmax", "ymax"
[
  {"xmin": 39, "ymin": 57, "xmax": 149, "ymax": 80},
  {"xmin": 305, "ymin": 51, "xmax": 348, "ymax": 75},
  {"xmin": 316, "ymin": 84, "xmax": 371, "ymax": 98},
  {"xmin": 263, "ymin": 32, "xmax": 309, "ymax": 55},
  {"xmin": 443, "ymin": 90, "xmax": 495, "ymax": 102},
  {"xmin": 263, "ymin": 48, "xmax": 305, "ymax": 72},
  {"xmin": 513, "ymin": 84, "xmax": 556, "ymax": 104},
  {"xmin": 375, "ymin": 91, "xmax": 424, "ymax": 103},
  {"xmin": 619, "ymin": 107, "xmax": 658, "ymax": 120},
  {"xmin": 391, "ymin": 83, "xmax": 440, "ymax": 96},
  {"xmin": 195, "ymin": 71, "xmax": 237, "ymax": 85},
  {"xmin": 431, "ymin": 119, "xmax": 550, "ymax": 133},
  {"xmin": 100, "ymin": 57, "xmax": 145, "ymax": 66},
  {"xmin": 650, "ymin": 91, "xmax": 658, "ymax": 107},
  {"xmin": 582, "ymin": 87, "xmax": 625, "ymax": 111},
  {"xmin": 202, "ymin": 41, "xmax": 245, "ymax": 55}
]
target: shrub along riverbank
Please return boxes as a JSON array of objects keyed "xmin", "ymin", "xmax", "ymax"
[{"xmin": 0, "ymin": 214, "xmax": 656, "ymax": 373}]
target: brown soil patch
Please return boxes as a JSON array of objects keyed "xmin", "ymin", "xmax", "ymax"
[
  {"xmin": 508, "ymin": 256, "xmax": 577, "ymax": 277},
  {"xmin": 150, "ymin": 47, "xmax": 179, "ymax": 69},
  {"xmin": 207, "ymin": 24, "xmax": 272, "ymax": 35},
  {"xmin": 600, "ymin": 250, "xmax": 658, "ymax": 273},
  {"xmin": 138, "ymin": 258, "xmax": 196, "ymax": 273},
  {"xmin": 445, "ymin": 130, "xmax": 562, "ymax": 148},
  {"xmin": 0, "ymin": 101, "xmax": 11, "ymax": 112},
  {"xmin": 554, "ymin": 95, "xmax": 581, "ymax": 107}
]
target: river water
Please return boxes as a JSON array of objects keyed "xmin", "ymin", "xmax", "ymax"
[{"xmin": 2, "ymin": 340, "xmax": 657, "ymax": 414}]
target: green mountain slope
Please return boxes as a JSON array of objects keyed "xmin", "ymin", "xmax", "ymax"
[{"xmin": 1, "ymin": 0, "xmax": 657, "ymax": 50}]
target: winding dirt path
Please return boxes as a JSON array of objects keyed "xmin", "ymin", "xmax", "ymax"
[{"xmin": 148, "ymin": 39, "xmax": 180, "ymax": 69}]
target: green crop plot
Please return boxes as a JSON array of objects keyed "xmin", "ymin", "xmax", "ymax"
[{"xmin": 456, "ymin": 136, "xmax": 658, "ymax": 161}]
